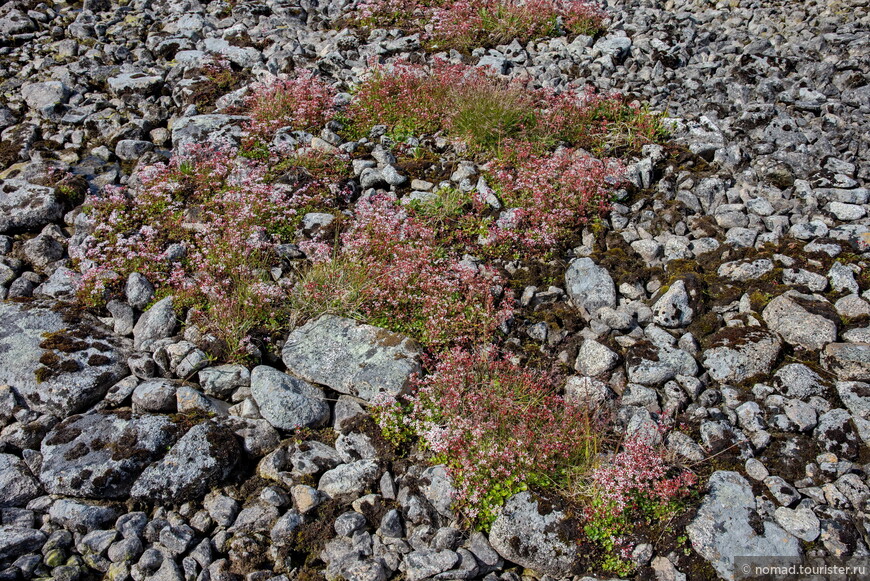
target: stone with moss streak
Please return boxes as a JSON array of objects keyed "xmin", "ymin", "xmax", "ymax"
[
  {"xmin": 282, "ymin": 315, "xmax": 422, "ymax": 402},
  {"xmin": 702, "ymin": 327, "xmax": 782, "ymax": 384},
  {"xmin": 0, "ymin": 301, "xmax": 130, "ymax": 416},
  {"xmin": 687, "ymin": 471, "xmax": 800, "ymax": 580},
  {"xmin": 489, "ymin": 491, "xmax": 578, "ymax": 577}
]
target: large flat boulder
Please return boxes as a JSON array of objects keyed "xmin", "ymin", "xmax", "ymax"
[
  {"xmin": 131, "ymin": 420, "xmax": 239, "ymax": 504},
  {"xmin": 282, "ymin": 315, "xmax": 421, "ymax": 402},
  {"xmin": 250, "ymin": 365, "xmax": 330, "ymax": 430},
  {"xmin": 687, "ymin": 471, "xmax": 800, "ymax": 580},
  {"xmin": 0, "ymin": 179, "xmax": 64, "ymax": 234},
  {"xmin": 40, "ymin": 412, "xmax": 181, "ymax": 499},
  {"xmin": 489, "ymin": 492, "xmax": 578, "ymax": 577},
  {"xmin": 762, "ymin": 291, "xmax": 837, "ymax": 351},
  {"xmin": 0, "ymin": 301, "xmax": 130, "ymax": 416}
]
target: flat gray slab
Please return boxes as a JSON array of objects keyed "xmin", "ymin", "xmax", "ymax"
[
  {"xmin": 282, "ymin": 315, "xmax": 421, "ymax": 401},
  {"xmin": 0, "ymin": 300, "xmax": 130, "ymax": 416}
]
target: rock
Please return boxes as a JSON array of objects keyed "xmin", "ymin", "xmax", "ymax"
[
  {"xmin": 170, "ymin": 114, "xmax": 247, "ymax": 149},
  {"xmin": 420, "ymin": 465, "xmax": 456, "ymax": 518},
  {"xmin": 131, "ymin": 421, "xmax": 240, "ymax": 503},
  {"xmin": 34, "ymin": 266, "xmax": 81, "ymax": 299},
  {"xmin": 198, "ymin": 364, "xmax": 250, "ymax": 399},
  {"xmin": 40, "ymin": 412, "xmax": 180, "ymax": 498},
  {"xmin": 132, "ymin": 379, "xmax": 179, "ymax": 412},
  {"xmin": 402, "ymin": 549, "xmax": 460, "ymax": 581},
  {"xmin": 250, "ymin": 365, "xmax": 330, "ymax": 430},
  {"xmin": 565, "ymin": 258, "xmax": 616, "ymax": 316},
  {"xmin": 652, "ymin": 280, "xmax": 695, "ymax": 327},
  {"xmin": 772, "ymin": 364, "xmax": 828, "ymax": 399},
  {"xmin": 815, "ymin": 409, "xmax": 860, "ymax": 460},
  {"xmin": 702, "ymin": 328, "xmax": 782, "ymax": 384},
  {"xmin": 574, "ymin": 339, "xmax": 619, "ymax": 376},
  {"xmin": 282, "ymin": 315, "xmax": 421, "ymax": 401},
  {"xmin": 835, "ymin": 381, "xmax": 870, "ymax": 445},
  {"xmin": 0, "ymin": 300, "xmax": 129, "ymax": 416},
  {"xmin": 718, "ymin": 259, "xmax": 773, "ymax": 282},
  {"xmin": 125, "ymin": 273, "xmax": 155, "ymax": 310},
  {"xmin": 489, "ymin": 491, "xmax": 577, "ymax": 577},
  {"xmin": 823, "ymin": 343, "xmax": 870, "ymax": 381},
  {"xmin": 762, "ymin": 291, "xmax": 837, "ymax": 351},
  {"xmin": 132, "ymin": 296, "xmax": 177, "ymax": 351},
  {"xmin": 0, "ymin": 179, "xmax": 64, "ymax": 234},
  {"xmin": 21, "ymin": 81, "xmax": 69, "ymax": 112},
  {"xmin": 107, "ymin": 72, "xmax": 164, "ymax": 97},
  {"xmin": 687, "ymin": 471, "xmax": 800, "ymax": 580},
  {"xmin": 48, "ymin": 499, "xmax": 118, "ymax": 532},
  {"xmin": 774, "ymin": 506, "xmax": 820, "ymax": 542},
  {"xmin": 115, "ymin": 140, "xmax": 154, "ymax": 161},
  {"xmin": 318, "ymin": 460, "xmax": 380, "ymax": 501},
  {"xmin": 0, "ymin": 526, "xmax": 46, "ymax": 561},
  {"xmin": 0, "ymin": 454, "xmax": 40, "ymax": 507}
]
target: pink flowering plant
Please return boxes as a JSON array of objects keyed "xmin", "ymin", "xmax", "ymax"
[
  {"xmin": 349, "ymin": 60, "xmax": 667, "ymax": 157},
  {"xmin": 578, "ymin": 428, "xmax": 698, "ymax": 575},
  {"xmin": 372, "ymin": 347, "xmax": 604, "ymax": 529},
  {"xmin": 243, "ymin": 71, "xmax": 337, "ymax": 143},
  {"xmin": 352, "ymin": 0, "xmax": 606, "ymax": 50},
  {"xmin": 76, "ymin": 143, "xmax": 343, "ymax": 358},
  {"xmin": 300, "ymin": 193, "xmax": 514, "ymax": 348}
]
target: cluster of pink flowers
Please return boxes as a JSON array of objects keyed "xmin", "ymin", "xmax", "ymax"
[
  {"xmin": 587, "ymin": 430, "xmax": 697, "ymax": 519},
  {"xmin": 379, "ymin": 347, "xmax": 601, "ymax": 523},
  {"xmin": 317, "ymin": 193, "xmax": 515, "ymax": 347},
  {"xmin": 350, "ymin": 60, "xmax": 661, "ymax": 156},
  {"xmin": 483, "ymin": 146, "xmax": 625, "ymax": 256},
  {"xmin": 353, "ymin": 0, "xmax": 606, "ymax": 49},
  {"xmin": 77, "ymin": 143, "xmax": 339, "ymax": 356},
  {"xmin": 244, "ymin": 71, "xmax": 337, "ymax": 141}
]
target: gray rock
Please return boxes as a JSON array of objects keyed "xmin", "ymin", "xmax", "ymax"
[
  {"xmin": 774, "ymin": 506, "xmax": 820, "ymax": 542},
  {"xmin": 115, "ymin": 140, "xmax": 154, "ymax": 161},
  {"xmin": 718, "ymin": 259, "xmax": 773, "ymax": 282},
  {"xmin": 420, "ymin": 464, "xmax": 456, "ymax": 518},
  {"xmin": 170, "ymin": 114, "xmax": 247, "ymax": 149},
  {"xmin": 0, "ymin": 454, "xmax": 40, "ymax": 507},
  {"xmin": 565, "ymin": 258, "xmax": 616, "ymax": 316},
  {"xmin": 131, "ymin": 420, "xmax": 240, "ymax": 503},
  {"xmin": 132, "ymin": 379, "xmax": 179, "ymax": 412},
  {"xmin": 250, "ymin": 365, "xmax": 330, "ymax": 430},
  {"xmin": 125, "ymin": 273, "xmax": 155, "ymax": 310},
  {"xmin": 773, "ymin": 364, "xmax": 828, "ymax": 399},
  {"xmin": 318, "ymin": 460, "xmax": 380, "ymax": 501},
  {"xmin": 21, "ymin": 81, "xmax": 70, "ymax": 112},
  {"xmin": 0, "ymin": 526, "xmax": 46, "ymax": 561},
  {"xmin": 107, "ymin": 72, "xmax": 164, "ymax": 97},
  {"xmin": 687, "ymin": 471, "xmax": 800, "ymax": 580},
  {"xmin": 702, "ymin": 328, "xmax": 782, "ymax": 384},
  {"xmin": 132, "ymin": 296, "xmax": 177, "ymax": 351},
  {"xmin": 0, "ymin": 301, "xmax": 129, "ymax": 415},
  {"xmin": 34, "ymin": 267, "xmax": 81, "ymax": 300},
  {"xmin": 574, "ymin": 339, "xmax": 619, "ymax": 376},
  {"xmin": 198, "ymin": 365, "xmax": 250, "ymax": 399},
  {"xmin": 815, "ymin": 409, "xmax": 860, "ymax": 460},
  {"xmin": 823, "ymin": 343, "xmax": 870, "ymax": 381},
  {"xmin": 290, "ymin": 440, "xmax": 343, "ymax": 476},
  {"xmin": 40, "ymin": 412, "xmax": 179, "ymax": 498},
  {"xmin": 762, "ymin": 291, "xmax": 837, "ymax": 351},
  {"xmin": 282, "ymin": 315, "xmax": 421, "ymax": 401},
  {"xmin": 270, "ymin": 510, "xmax": 303, "ymax": 546},
  {"xmin": 489, "ymin": 491, "xmax": 577, "ymax": 577},
  {"xmin": 48, "ymin": 498, "xmax": 118, "ymax": 532},
  {"xmin": 835, "ymin": 381, "xmax": 870, "ymax": 445},
  {"xmin": 763, "ymin": 476, "xmax": 800, "ymax": 506},
  {"xmin": 402, "ymin": 549, "xmax": 460, "ymax": 581},
  {"xmin": 652, "ymin": 280, "xmax": 695, "ymax": 327},
  {"xmin": 0, "ymin": 179, "xmax": 64, "ymax": 234}
]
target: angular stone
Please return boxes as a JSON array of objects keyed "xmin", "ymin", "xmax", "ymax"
[
  {"xmin": 0, "ymin": 179, "xmax": 64, "ymax": 234},
  {"xmin": 823, "ymin": 343, "xmax": 870, "ymax": 381},
  {"xmin": 565, "ymin": 257, "xmax": 616, "ymax": 316},
  {"xmin": 0, "ymin": 526, "xmax": 46, "ymax": 561},
  {"xmin": 702, "ymin": 328, "xmax": 782, "ymax": 384},
  {"xmin": 132, "ymin": 296, "xmax": 178, "ymax": 351},
  {"xmin": 40, "ymin": 412, "xmax": 180, "ymax": 499},
  {"xmin": 687, "ymin": 471, "xmax": 800, "ymax": 580},
  {"xmin": 0, "ymin": 301, "xmax": 129, "ymax": 416},
  {"xmin": 250, "ymin": 365, "xmax": 329, "ymax": 430},
  {"xmin": 318, "ymin": 460, "xmax": 380, "ymax": 501},
  {"xmin": 835, "ymin": 381, "xmax": 870, "ymax": 445},
  {"xmin": 489, "ymin": 491, "xmax": 578, "ymax": 577},
  {"xmin": 574, "ymin": 339, "xmax": 619, "ymax": 376},
  {"xmin": 762, "ymin": 291, "xmax": 837, "ymax": 351},
  {"xmin": 0, "ymin": 454, "xmax": 40, "ymax": 507},
  {"xmin": 652, "ymin": 280, "xmax": 695, "ymax": 327},
  {"xmin": 131, "ymin": 420, "xmax": 239, "ymax": 503},
  {"xmin": 282, "ymin": 315, "xmax": 421, "ymax": 402}
]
